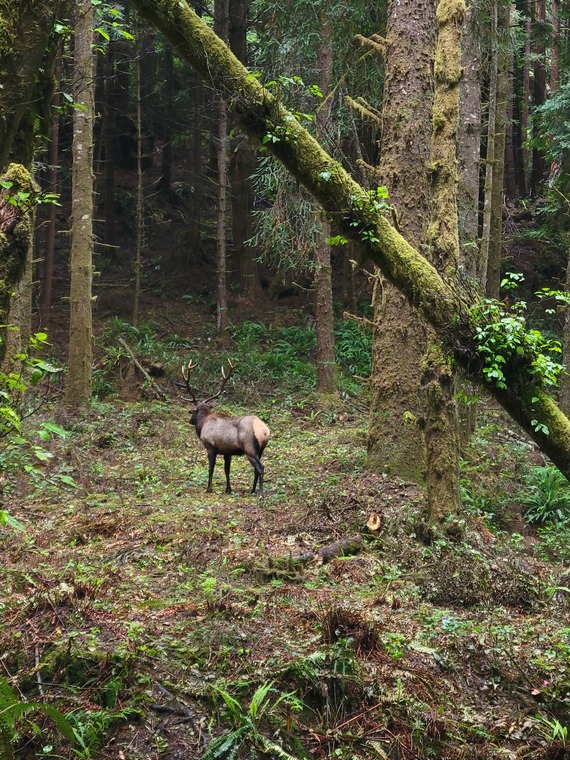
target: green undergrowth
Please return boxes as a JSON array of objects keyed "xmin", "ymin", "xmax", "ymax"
[
  {"xmin": 92, "ymin": 316, "xmax": 371, "ymax": 401},
  {"xmin": 2, "ymin": 363, "xmax": 570, "ymax": 757}
]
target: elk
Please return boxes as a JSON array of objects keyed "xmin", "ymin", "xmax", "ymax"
[{"xmin": 182, "ymin": 360, "xmax": 271, "ymax": 495}]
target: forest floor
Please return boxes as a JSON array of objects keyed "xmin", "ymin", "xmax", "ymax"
[{"xmin": 2, "ymin": 296, "xmax": 570, "ymax": 759}]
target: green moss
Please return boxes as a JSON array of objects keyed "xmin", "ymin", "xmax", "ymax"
[{"xmin": 436, "ymin": 0, "xmax": 466, "ymax": 26}]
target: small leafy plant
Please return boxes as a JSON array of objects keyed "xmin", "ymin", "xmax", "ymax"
[
  {"xmin": 522, "ymin": 466, "xmax": 570, "ymax": 526},
  {"xmin": 0, "ymin": 676, "xmax": 75, "ymax": 759},
  {"xmin": 469, "ymin": 274, "xmax": 566, "ymax": 433},
  {"xmin": 204, "ymin": 681, "xmax": 304, "ymax": 759}
]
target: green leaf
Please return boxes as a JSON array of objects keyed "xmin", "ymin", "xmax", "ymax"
[{"xmin": 0, "ymin": 511, "xmax": 24, "ymax": 531}]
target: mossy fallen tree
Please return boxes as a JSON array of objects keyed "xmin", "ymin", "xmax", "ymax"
[{"xmin": 129, "ymin": 0, "xmax": 570, "ymax": 479}]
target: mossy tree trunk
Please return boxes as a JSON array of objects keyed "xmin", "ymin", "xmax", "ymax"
[
  {"xmin": 484, "ymin": 1, "xmax": 510, "ymax": 299},
  {"xmin": 0, "ymin": 165, "xmax": 38, "ymax": 365},
  {"xmin": 479, "ymin": 1, "xmax": 498, "ymax": 293},
  {"xmin": 367, "ymin": 0, "xmax": 436, "ymax": 483},
  {"xmin": 456, "ymin": 1, "xmax": 482, "ymax": 446},
  {"xmin": 0, "ymin": 0, "xmax": 66, "ymax": 170},
  {"xmin": 457, "ymin": 2, "xmax": 481, "ymax": 275},
  {"xmin": 422, "ymin": 0, "xmax": 466, "ymax": 520},
  {"xmin": 125, "ymin": 0, "xmax": 570, "ymax": 479},
  {"xmin": 0, "ymin": 0, "xmax": 66, "ymax": 364},
  {"xmin": 65, "ymin": 0, "xmax": 94, "ymax": 407}
]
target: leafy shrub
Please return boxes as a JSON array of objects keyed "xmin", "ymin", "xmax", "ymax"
[
  {"xmin": 334, "ymin": 320, "xmax": 371, "ymax": 377},
  {"xmin": 522, "ymin": 466, "xmax": 570, "ymax": 526},
  {"xmin": 230, "ymin": 319, "xmax": 370, "ymax": 395},
  {"xmin": 534, "ymin": 523, "xmax": 570, "ymax": 564}
]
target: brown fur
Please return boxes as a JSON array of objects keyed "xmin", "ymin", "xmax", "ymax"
[{"xmin": 190, "ymin": 403, "xmax": 270, "ymax": 494}]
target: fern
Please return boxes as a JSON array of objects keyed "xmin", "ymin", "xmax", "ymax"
[{"xmin": 0, "ymin": 676, "xmax": 75, "ymax": 757}]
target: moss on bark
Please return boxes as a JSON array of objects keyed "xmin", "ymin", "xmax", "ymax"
[
  {"xmin": 0, "ymin": 164, "xmax": 38, "ymax": 364},
  {"xmin": 0, "ymin": 0, "xmax": 64, "ymax": 168}
]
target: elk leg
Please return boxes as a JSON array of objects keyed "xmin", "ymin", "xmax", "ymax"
[
  {"xmin": 206, "ymin": 449, "xmax": 217, "ymax": 492},
  {"xmin": 246, "ymin": 454, "xmax": 264, "ymax": 495},
  {"xmin": 224, "ymin": 454, "xmax": 232, "ymax": 493}
]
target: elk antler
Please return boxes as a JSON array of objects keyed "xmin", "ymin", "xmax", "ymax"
[
  {"xmin": 204, "ymin": 359, "xmax": 234, "ymax": 403},
  {"xmin": 181, "ymin": 359, "xmax": 199, "ymax": 403}
]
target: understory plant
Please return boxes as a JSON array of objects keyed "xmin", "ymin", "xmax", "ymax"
[
  {"xmin": 0, "ymin": 331, "xmax": 69, "ymax": 506},
  {"xmin": 0, "ymin": 676, "xmax": 75, "ymax": 759},
  {"xmin": 204, "ymin": 681, "xmax": 304, "ymax": 760},
  {"xmin": 522, "ymin": 466, "xmax": 570, "ymax": 525},
  {"xmin": 469, "ymin": 274, "xmax": 566, "ymax": 398}
]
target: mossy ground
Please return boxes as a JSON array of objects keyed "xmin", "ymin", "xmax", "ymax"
[{"xmin": 2, "ymin": 301, "xmax": 570, "ymax": 759}]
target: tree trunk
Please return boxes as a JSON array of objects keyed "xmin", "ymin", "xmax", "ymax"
[
  {"xmin": 367, "ymin": 0, "xmax": 435, "ymax": 483},
  {"xmin": 551, "ymin": 0, "xmax": 560, "ymax": 91},
  {"xmin": 41, "ymin": 60, "xmax": 62, "ymax": 330},
  {"xmin": 228, "ymin": 0, "xmax": 259, "ymax": 297},
  {"xmin": 215, "ymin": 0, "xmax": 230, "ymax": 332},
  {"xmin": 5, "ymin": 230, "xmax": 33, "ymax": 361},
  {"xmin": 520, "ymin": 0, "xmax": 531, "ymax": 192},
  {"xmin": 0, "ymin": 165, "xmax": 38, "ymax": 365},
  {"xmin": 65, "ymin": 0, "xmax": 94, "ymax": 407},
  {"xmin": 485, "ymin": 2, "xmax": 510, "ymax": 299},
  {"xmin": 314, "ymin": 13, "xmax": 337, "ymax": 397},
  {"xmin": 479, "ymin": 1, "xmax": 498, "ymax": 293},
  {"xmin": 129, "ymin": 0, "xmax": 570, "ymax": 479},
  {"xmin": 0, "ymin": 0, "xmax": 65, "ymax": 169},
  {"xmin": 102, "ymin": 42, "xmax": 117, "ymax": 254},
  {"xmin": 457, "ymin": 2, "xmax": 481, "ymax": 275},
  {"xmin": 531, "ymin": 0, "xmax": 547, "ymax": 194},
  {"xmin": 157, "ymin": 45, "xmax": 174, "ymax": 193},
  {"xmin": 560, "ymin": 251, "xmax": 570, "ymax": 416},
  {"xmin": 456, "ymin": 2, "xmax": 482, "ymax": 447},
  {"xmin": 133, "ymin": 41, "xmax": 144, "ymax": 327},
  {"xmin": 216, "ymin": 97, "xmax": 229, "ymax": 332},
  {"xmin": 423, "ymin": 0, "xmax": 466, "ymax": 520}
]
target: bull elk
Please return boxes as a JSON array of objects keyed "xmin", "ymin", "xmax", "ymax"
[{"xmin": 182, "ymin": 359, "xmax": 271, "ymax": 495}]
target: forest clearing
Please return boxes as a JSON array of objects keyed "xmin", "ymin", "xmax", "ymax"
[{"xmin": 3, "ymin": 0, "xmax": 570, "ymax": 757}]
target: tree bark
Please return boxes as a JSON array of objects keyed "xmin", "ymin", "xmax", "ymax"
[
  {"xmin": 0, "ymin": 0, "xmax": 66, "ymax": 169},
  {"xmin": 228, "ymin": 0, "xmax": 259, "ymax": 297},
  {"xmin": 531, "ymin": 0, "xmax": 547, "ymax": 194},
  {"xmin": 127, "ymin": 0, "xmax": 570, "ymax": 479},
  {"xmin": 0, "ymin": 165, "xmax": 38, "ymax": 365},
  {"xmin": 65, "ymin": 0, "xmax": 94, "ymax": 407},
  {"xmin": 485, "ymin": 1, "xmax": 509, "ymax": 299},
  {"xmin": 215, "ymin": 0, "xmax": 230, "ymax": 332},
  {"xmin": 41, "ymin": 60, "xmax": 62, "ymax": 330},
  {"xmin": 423, "ymin": 0, "xmax": 465, "ymax": 519},
  {"xmin": 479, "ymin": 1, "xmax": 498, "ymax": 293},
  {"xmin": 133, "ymin": 39, "xmax": 144, "ymax": 327},
  {"xmin": 457, "ymin": 2, "xmax": 481, "ymax": 275},
  {"xmin": 314, "ymin": 13, "xmax": 337, "ymax": 397},
  {"xmin": 551, "ymin": 0, "xmax": 560, "ymax": 91},
  {"xmin": 367, "ymin": 0, "xmax": 435, "ymax": 483}
]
